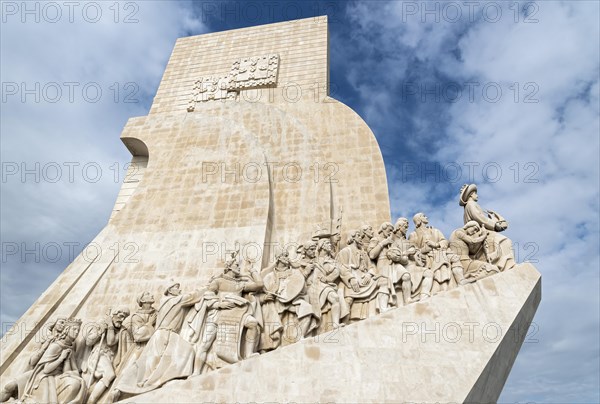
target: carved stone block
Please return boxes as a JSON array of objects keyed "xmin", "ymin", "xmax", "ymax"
[
  {"xmin": 230, "ymin": 54, "xmax": 280, "ymax": 89},
  {"xmin": 187, "ymin": 54, "xmax": 279, "ymax": 111},
  {"xmin": 188, "ymin": 76, "xmax": 238, "ymax": 111}
]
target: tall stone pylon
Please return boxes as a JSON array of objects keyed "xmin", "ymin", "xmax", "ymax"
[
  {"xmin": 0, "ymin": 16, "xmax": 540, "ymax": 404},
  {"xmin": 1, "ymin": 15, "xmax": 390, "ymax": 380}
]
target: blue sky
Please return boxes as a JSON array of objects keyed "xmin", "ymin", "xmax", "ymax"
[{"xmin": 1, "ymin": 1, "xmax": 599, "ymax": 402}]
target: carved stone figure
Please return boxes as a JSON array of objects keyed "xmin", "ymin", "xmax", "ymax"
[
  {"xmin": 409, "ymin": 213, "xmax": 452, "ymax": 292},
  {"xmin": 337, "ymin": 230, "xmax": 392, "ymax": 321},
  {"xmin": 259, "ymin": 250, "xmax": 318, "ymax": 351},
  {"xmin": 312, "ymin": 222, "xmax": 342, "ymax": 256},
  {"xmin": 304, "ymin": 239, "xmax": 342, "ymax": 333},
  {"xmin": 393, "ymin": 217, "xmax": 433, "ymax": 301},
  {"xmin": 449, "ymin": 221, "xmax": 501, "ymax": 280},
  {"xmin": 368, "ymin": 222, "xmax": 394, "ymax": 276},
  {"xmin": 393, "ymin": 217, "xmax": 410, "ymax": 245},
  {"xmin": 360, "ymin": 225, "xmax": 375, "ymax": 261},
  {"xmin": 409, "ymin": 213, "xmax": 472, "ymax": 293},
  {"xmin": 369, "ymin": 222, "xmax": 412, "ymax": 305},
  {"xmin": 28, "ymin": 317, "xmax": 67, "ymax": 370},
  {"xmin": 1, "ymin": 319, "xmax": 86, "ymax": 404},
  {"xmin": 460, "ymin": 184, "xmax": 516, "ymax": 271},
  {"xmin": 110, "ymin": 292, "xmax": 157, "ymax": 402},
  {"xmin": 123, "ymin": 292, "xmax": 157, "ymax": 366},
  {"xmin": 113, "ymin": 283, "xmax": 202, "ymax": 396},
  {"xmin": 190, "ymin": 253, "xmax": 263, "ymax": 375},
  {"xmin": 82, "ymin": 307, "xmax": 130, "ymax": 403}
]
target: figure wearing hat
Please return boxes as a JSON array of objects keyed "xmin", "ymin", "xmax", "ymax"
[{"xmin": 460, "ymin": 184, "xmax": 516, "ymax": 271}]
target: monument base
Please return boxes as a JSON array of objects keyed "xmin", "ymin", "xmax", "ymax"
[{"xmin": 122, "ymin": 263, "xmax": 541, "ymax": 403}]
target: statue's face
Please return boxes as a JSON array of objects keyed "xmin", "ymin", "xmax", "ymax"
[
  {"xmin": 466, "ymin": 225, "xmax": 480, "ymax": 236},
  {"xmin": 419, "ymin": 214, "xmax": 429, "ymax": 225},
  {"xmin": 361, "ymin": 226, "xmax": 373, "ymax": 239},
  {"xmin": 382, "ymin": 225, "xmax": 393, "ymax": 237},
  {"xmin": 322, "ymin": 240, "xmax": 332, "ymax": 253},
  {"xmin": 471, "ymin": 191, "xmax": 478, "ymax": 202},
  {"xmin": 395, "ymin": 220, "xmax": 408, "ymax": 234},
  {"xmin": 229, "ymin": 261, "xmax": 241, "ymax": 276},
  {"xmin": 169, "ymin": 285, "xmax": 182, "ymax": 296},
  {"xmin": 331, "ymin": 234, "xmax": 341, "ymax": 245},
  {"xmin": 112, "ymin": 312, "xmax": 128, "ymax": 328},
  {"xmin": 68, "ymin": 325, "xmax": 81, "ymax": 339},
  {"xmin": 277, "ymin": 251, "xmax": 290, "ymax": 266},
  {"xmin": 305, "ymin": 244, "xmax": 317, "ymax": 259},
  {"xmin": 353, "ymin": 233, "xmax": 364, "ymax": 248},
  {"xmin": 141, "ymin": 292, "xmax": 155, "ymax": 305},
  {"xmin": 54, "ymin": 318, "xmax": 66, "ymax": 333}
]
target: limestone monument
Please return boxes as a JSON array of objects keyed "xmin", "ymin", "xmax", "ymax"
[{"xmin": 0, "ymin": 16, "xmax": 541, "ymax": 403}]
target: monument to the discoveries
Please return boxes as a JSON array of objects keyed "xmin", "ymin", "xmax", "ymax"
[{"xmin": 0, "ymin": 17, "xmax": 541, "ymax": 403}]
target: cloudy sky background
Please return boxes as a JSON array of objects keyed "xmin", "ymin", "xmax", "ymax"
[{"xmin": 1, "ymin": 1, "xmax": 598, "ymax": 402}]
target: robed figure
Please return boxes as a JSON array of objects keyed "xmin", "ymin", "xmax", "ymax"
[
  {"xmin": 4, "ymin": 319, "xmax": 87, "ymax": 404},
  {"xmin": 182, "ymin": 254, "xmax": 263, "ymax": 374},
  {"xmin": 337, "ymin": 230, "xmax": 392, "ymax": 322},
  {"xmin": 258, "ymin": 250, "xmax": 319, "ymax": 351},
  {"xmin": 449, "ymin": 221, "xmax": 500, "ymax": 280},
  {"xmin": 460, "ymin": 184, "xmax": 516, "ymax": 271},
  {"xmin": 113, "ymin": 283, "xmax": 202, "ymax": 396}
]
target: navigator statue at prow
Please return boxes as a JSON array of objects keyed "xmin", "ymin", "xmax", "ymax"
[{"xmin": 459, "ymin": 183, "xmax": 516, "ymax": 272}]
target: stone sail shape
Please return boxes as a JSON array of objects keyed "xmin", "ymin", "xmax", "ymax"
[
  {"xmin": 0, "ymin": 16, "xmax": 390, "ymax": 382},
  {"xmin": 127, "ymin": 263, "xmax": 541, "ymax": 403}
]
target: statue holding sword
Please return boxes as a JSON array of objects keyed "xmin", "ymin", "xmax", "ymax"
[{"xmin": 189, "ymin": 251, "xmax": 264, "ymax": 375}]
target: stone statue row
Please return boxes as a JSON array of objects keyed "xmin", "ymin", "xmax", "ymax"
[{"xmin": 0, "ymin": 184, "xmax": 516, "ymax": 403}]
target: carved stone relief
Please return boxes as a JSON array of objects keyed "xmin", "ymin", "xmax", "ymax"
[
  {"xmin": 0, "ymin": 184, "xmax": 521, "ymax": 403},
  {"xmin": 230, "ymin": 54, "xmax": 280, "ymax": 89},
  {"xmin": 187, "ymin": 54, "xmax": 280, "ymax": 112}
]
